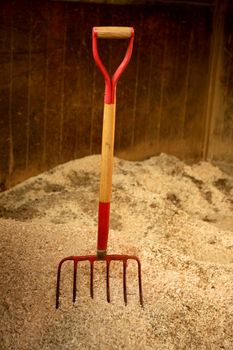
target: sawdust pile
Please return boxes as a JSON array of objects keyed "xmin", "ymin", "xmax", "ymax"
[{"xmin": 0, "ymin": 153, "xmax": 233, "ymax": 349}]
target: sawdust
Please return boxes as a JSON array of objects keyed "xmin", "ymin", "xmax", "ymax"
[{"xmin": 0, "ymin": 153, "xmax": 233, "ymax": 349}]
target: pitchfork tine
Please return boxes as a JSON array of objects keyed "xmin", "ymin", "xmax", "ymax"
[
  {"xmin": 106, "ymin": 260, "xmax": 110, "ymax": 303},
  {"xmin": 123, "ymin": 260, "xmax": 127, "ymax": 305},
  {"xmin": 56, "ymin": 260, "xmax": 63, "ymax": 309},
  {"xmin": 90, "ymin": 260, "xmax": 94, "ymax": 299},
  {"xmin": 137, "ymin": 259, "xmax": 143, "ymax": 307},
  {"xmin": 73, "ymin": 260, "xmax": 78, "ymax": 303}
]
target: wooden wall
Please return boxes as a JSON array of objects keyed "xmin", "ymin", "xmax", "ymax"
[
  {"xmin": 205, "ymin": 1, "xmax": 233, "ymax": 167},
  {"xmin": 0, "ymin": 0, "xmax": 231, "ymax": 189}
]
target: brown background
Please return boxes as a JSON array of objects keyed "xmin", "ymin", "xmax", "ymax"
[{"xmin": 0, "ymin": 0, "xmax": 232, "ymax": 189}]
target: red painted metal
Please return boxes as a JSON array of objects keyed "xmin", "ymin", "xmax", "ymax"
[
  {"xmin": 92, "ymin": 27, "xmax": 134, "ymax": 104},
  {"xmin": 56, "ymin": 254, "xmax": 143, "ymax": 308},
  {"xmin": 97, "ymin": 201, "xmax": 110, "ymax": 251}
]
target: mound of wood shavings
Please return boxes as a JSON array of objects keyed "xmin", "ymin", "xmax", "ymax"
[{"xmin": 0, "ymin": 153, "xmax": 233, "ymax": 350}]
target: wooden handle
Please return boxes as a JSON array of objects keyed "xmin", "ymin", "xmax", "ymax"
[
  {"xmin": 94, "ymin": 26, "xmax": 133, "ymax": 39},
  {"xmin": 99, "ymin": 103, "xmax": 116, "ymax": 202},
  {"xmin": 94, "ymin": 26, "xmax": 134, "ymax": 257},
  {"xmin": 97, "ymin": 103, "xmax": 116, "ymax": 256}
]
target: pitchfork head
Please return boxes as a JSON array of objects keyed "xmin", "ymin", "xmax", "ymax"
[{"xmin": 56, "ymin": 254, "xmax": 143, "ymax": 308}]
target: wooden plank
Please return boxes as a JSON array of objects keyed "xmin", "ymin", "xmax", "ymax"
[
  {"xmin": 131, "ymin": 11, "xmax": 149, "ymax": 149},
  {"xmin": 203, "ymin": 0, "xmax": 227, "ymax": 162},
  {"xmin": 183, "ymin": 6, "xmax": 212, "ymax": 160},
  {"xmin": 27, "ymin": 1, "xmax": 48, "ymax": 172},
  {"xmin": 61, "ymin": 2, "xmax": 98, "ymax": 162},
  {"xmin": 10, "ymin": 0, "xmax": 30, "ymax": 178},
  {"xmin": 44, "ymin": 1, "xmax": 66, "ymax": 168},
  {"xmin": 158, "ymin": 7, "xmax": 181, "ymax": 155},
  {"xmin": 221, "ymin": 7, "xmax": 233, "ymax": 152},
  {"xmin": 145, "ymin": 6, "xmax": 168, "ymax": 157},
  {"xmin": 61, "ymin": 3, "xmax": 80, "ymax": 162},
  {"xmin": 154, "ymin": 7, "xmax": 170, "ymax": 156},
  {"xmin": 129, "ymin": 10, "xmax": 142, "ymax": 152},
  {"xmin": 130, "ymin": 6, "xmax": 176, "ymax": 160},
  {"xmin": 214, "ymin": 3, "xmax": 233, "ymax": 163},
  {"xmin": 177, "ymin": 11, "xmax": 193, "ymax": 159},
  {"xmin": 0, "ymin": 1, "xmax": 12, "ymax": 189},
  {"xmin": 159, "ymin": 6, "xmax": 194, "ymax": 158},
  {"xmin": 74, "ymin": 4, "xmax": 96, "ymax": 159}
]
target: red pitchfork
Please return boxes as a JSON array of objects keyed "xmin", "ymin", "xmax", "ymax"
[{"xmin": 56, "ymin": 27, "xmax": 143, "ymax": 308}]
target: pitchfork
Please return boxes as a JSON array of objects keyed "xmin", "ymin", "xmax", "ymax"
[{"xmin": 56, "ymin": 27, "xmax": 143, "ymax": 308}]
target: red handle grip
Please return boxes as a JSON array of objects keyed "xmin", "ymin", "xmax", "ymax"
[{"xmin": 92, "ymin": 26, "xmax": 134, "ymax": 104}]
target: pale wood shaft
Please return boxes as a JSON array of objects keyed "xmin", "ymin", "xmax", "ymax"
[
  {"xmin": 99, "ymin": 103, "xmax": 116, "ymax": 203},
  {"xmin": 95, "ymin": 27, "xmax": 132, "ymax": 39}
]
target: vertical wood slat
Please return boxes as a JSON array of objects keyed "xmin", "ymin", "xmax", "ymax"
[
  {"xmin": 158, "ymin": 8, "xmax": 179, "ymax": 154},
  {"xmin": 11, "ymin": 0, "xmax": 30, "ymax": 179},
  {"xmin": 203, "ymin": 0, "xmax": 223, "ymax": 161},
  {"xmin": 167, "ymin": 9, "xmax": 193, "ymax": 158},
  {"xmin": 156, "ymin": 9, "xmax": 168, "ymax": 155},
  {"xmin": 59, "ymin": 7, "xmax": 67, "ymax": 161},
  {"xmin": 164, "ymin": 7, "xmax": 194, "ymax": 158},
  {"xmin": 28, "ymin": 1, "xmax": 48, "ymax": 172},
  {"xmin": 75, "ymin": 4, "xmax": 97, "ymax": 158},
  {"xmin": 89, "ymin": 5, "xmax": 102, "ymax": 155},
  {"xmin": 223, "ymin": 7, "xmax": 233, "ymax": 147},
  {"xmin": 0, "ymin": 1, "xmax": 12, "ymax": 188},
  {"xmin": 184, "ymin": 6, "xmax": 212, "ymax": 160},
  {"xmin": 206, "ymin": 0, "xmax": 233, "ymax": 164},
  {"xmin": 26, "ymin": 1, "xmax": 32, "ymax": 170},
  {"xmin": 44, "ymin": 2, "xmax": 66, "ymax": 168},
  {"xmin": 146, "ymin": 8, "xmax": 167, "ymax": 156},
  {"xmin": 179, "ymin": 16, "xmax": 193, "ymax": 158},
  {"xmin": 131, "ymin": 12, "xmax": 145, "ymax": 151},
  {"xmin": 62, "ymin": 4, "xmax": 80, "ymax": 162}
]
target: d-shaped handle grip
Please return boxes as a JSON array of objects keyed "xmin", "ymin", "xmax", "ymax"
[
  {"xmin": 92, "ymin": 26, "xmax": 134, "ymax": 104},
  {"xmin": 94, "ymin": 26, "xmax": 133, "ymax": 39}
]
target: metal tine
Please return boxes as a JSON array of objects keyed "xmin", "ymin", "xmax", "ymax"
[
  {"xmin": 106, "ymin": 260, "xmax": 111, "ymax": 303},
  {"xmin": 73, "ymin": 260, "xmax": 78, "ymax": 303},
  {"xmin": 56, "ymin": 261, "xmax": 62, "ymax": 309},
  {"xmin": 136, "ymin": 259, "xmax": 143, "ymax": 307},
  {"xmin": 123, "ymin": 259, "xmax": 127, "ymax": 305},
  {"xmin": 90, "ymin": 260, "xmax": 94, "ymax": 299},
  {"xmin": 56, "ymin": 255, "xmax": 143, "ymax": 308}
]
